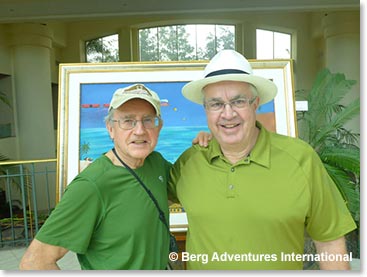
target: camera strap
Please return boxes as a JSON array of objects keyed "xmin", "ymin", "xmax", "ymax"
[{"xmin": 111, "ymin": 148, "xmax": 178, "ymax": 253}]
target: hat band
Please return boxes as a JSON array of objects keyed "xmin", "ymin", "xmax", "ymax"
[{"xmin": 205, "ymin": 69, "xmax": 249, "ymax": 78}]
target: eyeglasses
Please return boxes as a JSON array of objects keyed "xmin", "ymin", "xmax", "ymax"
[
  {"xmin": 204, "ymin": 96, "xmax": 257, "ymax": 112},
  {"xmin": 110, "ymin": 116, "xmax": 161, "ymax": 130}
]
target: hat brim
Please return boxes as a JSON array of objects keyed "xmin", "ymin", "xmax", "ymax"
[{"xmin": 182, "ymin": 74, "xmax": 277, "ymax": 105}]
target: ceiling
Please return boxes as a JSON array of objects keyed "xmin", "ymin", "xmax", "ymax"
[{"xmin": 0, "ymin": 0, "xmax": 360, "ymax": 23}]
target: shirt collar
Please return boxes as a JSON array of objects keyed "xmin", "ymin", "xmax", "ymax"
[{"xmin": 207, "ymin": 121, "xmax": 270, "ymax": 168}]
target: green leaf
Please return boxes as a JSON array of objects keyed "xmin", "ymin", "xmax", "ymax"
[
  {"xmin": 312, "ymin": 98, "xmax": 360, "ymax": 148},
  {"xmin": 296, "ymin": 68, "xmax": 360, "ymax": 221},
  {"xmin": 321, "ymin": 146, "xmax": 360, "ymax": 175},
  {"xmin": 0, "ymin": 91, "xmax": 12, "ymax": 109},
  {"xmin": 324, "ymin": 164, "xmax": 360, "ymax": 220}
]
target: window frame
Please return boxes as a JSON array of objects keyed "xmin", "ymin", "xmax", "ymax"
[{"xmin": 256, "ymin": 28, "xmax": 292, "ymax": 60}]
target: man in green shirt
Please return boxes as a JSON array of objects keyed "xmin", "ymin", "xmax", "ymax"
[
  {"xmin": 20, "ymin": 84, "xmax": 172, "ymax": 270},
  {"xmin": 169, "ymin": 50, "xmax": 357, "ymax": 270}
]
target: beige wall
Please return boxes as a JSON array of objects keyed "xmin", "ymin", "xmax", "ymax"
[
  {"xmin": 0, "ymin": 25, "xmax": 12, "ymax": 74},
  {"xmin": 61, "ymin": 11, "xmax": 323, "ymax": 89}
]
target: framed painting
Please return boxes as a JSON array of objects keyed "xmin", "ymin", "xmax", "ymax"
[{"xmin": 57, "ymin": 60, "xmax": 296, "ymax": 200}]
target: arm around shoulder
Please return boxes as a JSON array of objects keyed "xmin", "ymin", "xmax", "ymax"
[{"xmin": 19, "ymin": 238, "xmax": 69, "ymax": 270}]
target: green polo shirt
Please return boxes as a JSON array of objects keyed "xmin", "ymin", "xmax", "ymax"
[
  {"xmin": 169, "ymin": 125, "xmax": 356, "ymax": 270},
  {"xmin": 36, "ymin": 152, "xmax": 171, "ymax": 270}
]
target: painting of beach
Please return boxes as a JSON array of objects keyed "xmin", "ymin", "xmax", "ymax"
[{"xmin": 79, "ymin": 81, "xmax": 275, "ymax": 163}]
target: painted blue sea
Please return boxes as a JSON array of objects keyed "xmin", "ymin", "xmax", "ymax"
[{"xmin": 80, "ymin": 125, "xmax": 209, "ymax": 163}]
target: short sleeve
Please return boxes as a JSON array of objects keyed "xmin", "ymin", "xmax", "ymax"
[{"xmin": 36, "ymin": 177, "xmax": 104, "ymax": 254}]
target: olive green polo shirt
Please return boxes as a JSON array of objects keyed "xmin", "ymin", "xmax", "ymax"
[{"xmin": 169, "ymin": 125, "xmax": 356, "ymax": 270}]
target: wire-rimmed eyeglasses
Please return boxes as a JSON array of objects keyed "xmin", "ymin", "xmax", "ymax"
[
  {"xmin": 110, "ymin": 116, "xmax": 161, "ymax": 130},
  {"xmin": 204, "ymin": 96, "xmax": 257, "ymax": 112}
]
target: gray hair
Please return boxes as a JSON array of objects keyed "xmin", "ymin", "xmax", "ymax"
[{"xmin": 104, "ymin": 109, "xmax": 115, "ymax": 125}]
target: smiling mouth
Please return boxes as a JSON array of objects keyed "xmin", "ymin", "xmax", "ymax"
[{"xmin": 220, "ymin": 123, "xmax": 240, "ymax": 129}]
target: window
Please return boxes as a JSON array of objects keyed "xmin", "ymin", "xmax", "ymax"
[
  {"xmin": 256, "ymin": 29, "xmax": 291, "ymax": 59},
  {"xmin": 85, "ymin": 34, "xmax": 119, "ymax": 63},
  {"xmin": 139, "ymin": 24, "xmax": 235, "ymax": 61}
]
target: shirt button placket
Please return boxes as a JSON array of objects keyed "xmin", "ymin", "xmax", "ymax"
[{"xmin": 226, "ymin": 167, "xmax": 236, "ymax": 198}]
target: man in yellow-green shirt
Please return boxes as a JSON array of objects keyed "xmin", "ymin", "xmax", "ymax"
[{"xmin": 169, "ymin": 50, "xmax": 357, "ymax": 270}]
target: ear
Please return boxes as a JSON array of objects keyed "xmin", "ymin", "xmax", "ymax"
[
  {"xmin": 253, "ymin": 97, "xmax": 260, "ymax": 111},
  {"xmin": 158, "ymin": 118, "xmax": 163, "ymax": 132},
  {"xmin": 106, "ymin": 122, "xmax": 114, "ymax": 140}
]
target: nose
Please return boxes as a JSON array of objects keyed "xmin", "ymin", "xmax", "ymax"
[
  {"xmin": 221, "ymin": 103, "xmax": 237, "ymax": 119},
  {"xmin": 133, "ymin": 120, "xmax": 147, "ymax": 134}
]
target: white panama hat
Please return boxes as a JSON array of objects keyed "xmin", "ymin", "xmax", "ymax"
[{"xmin": 182, "ymin": 50, "xmax": 277, "ymax": 105}]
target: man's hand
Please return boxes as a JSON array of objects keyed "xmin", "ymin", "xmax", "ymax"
[{"xmin": 192, "ymin": 131, "xmax": 212, "ymax": 147}]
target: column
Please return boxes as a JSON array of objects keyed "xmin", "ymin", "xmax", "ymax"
[
  {"xmin": 9, "ymin": 23, "xmax": 56, "ymax": 159},
  {"xmin": 322, "ymin": 11, "xmax": 360, "ymax": 134},
  {"xmin": 119, "ymin": 27, "xmax": 133, "ymax": 61}
]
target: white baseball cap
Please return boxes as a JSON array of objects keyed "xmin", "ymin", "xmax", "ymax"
[{"xmin": 109, "ymin": 83, "xmax": 161, "ymax": 116}]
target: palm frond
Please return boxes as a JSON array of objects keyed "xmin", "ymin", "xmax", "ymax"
[
  {"xmin": 304, "ymin": 69, "xmax": 357, "ymax": 136},
  {"xmin": 309, "ymin": 69, "xmax": 356, "ymax": 107},
  {"xmin": 312, "ymin": 98, "xmax": 360, "ymax": 148},
  {"xmin": 296, "ymin": 68, "xmax": 360, "ymax": 222},
  {"xmin": 320, "ymin": 146, "xmax": 360, "ymax": 175},
  {"xmin": 295, "ymin": 89, "xmax": 308, "ymax": 101},
  {"xmin": 0, "ymin": 91, "xmax": 12, "ymax": 109},
  {"xmin": 329, "ymin": 98, "xmax": 359, "ymax": 127},
  {"xmin": 324, "ymin": 164, "xmax": 360, "ymax": 221},
  {"xmin": 335, "ymin": 128, "xmax": 360, "ymax": 145}
]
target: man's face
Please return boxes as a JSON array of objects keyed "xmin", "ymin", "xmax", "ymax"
[
  {"xmin": 106, "ymin": 99, "xmax": 162, "ymax": 165},
  {"xmin": 203, "ymin": 81, "xmax": 259, "ymax": 150}
]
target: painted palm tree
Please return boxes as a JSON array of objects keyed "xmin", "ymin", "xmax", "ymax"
[{"xmin": 80, "ymin": 141, "xmax": 91, "ymax": 160}]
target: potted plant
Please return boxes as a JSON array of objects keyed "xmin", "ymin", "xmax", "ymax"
[{"xmin": 296, "ymin": 68, "xmax": 360, "ymax": 264}]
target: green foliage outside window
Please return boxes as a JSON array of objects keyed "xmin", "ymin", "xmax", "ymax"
[
  {"xmin": 85, "ymin": 34, "xmax": 119, "ymax": 63},
  {"xmin": 85, "ymin": 25, "xmax": 235, "ymax": 63},
  {"xmin": 139, "ymin": 24, "xmax": 235, "ymax": 61}
]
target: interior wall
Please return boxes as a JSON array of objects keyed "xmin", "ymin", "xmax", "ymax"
[
  {"xmin": 0, "ymin": 25, "xmax": 16, "ymax": 159},
  {"xmin": 0, "ymin": 25, "xmax": 12, "ymax": 75},
  {"xmin": 62, "ymin": 11, "xmax": 321, "ymax": 91}
]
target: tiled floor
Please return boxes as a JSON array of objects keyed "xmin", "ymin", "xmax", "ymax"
[
  {"xmin": 0, "ymin": 246, "xmax": 80, "ymax": 270},
  {"xmin": 0, "ymin": 246, "xmax": 361, "ymax": 271}
]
